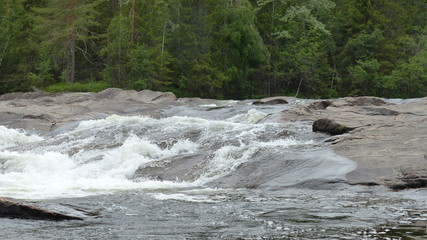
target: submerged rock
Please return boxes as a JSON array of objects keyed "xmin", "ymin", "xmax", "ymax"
[{"xmin": 0, "ymin": 197, "xmax": 83, "ymax": 221}]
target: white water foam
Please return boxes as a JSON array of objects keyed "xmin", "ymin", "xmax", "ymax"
[
  {"xmin": 228, "ymin": 109, "xmax": 268, "ymax": 124},
  {"xmin": 0, "ymin": 110, "xmax": 315, "ymax": 200},
  {"xmin": 149, "ymin": 193, "xmax": 219, "ymax": 203},
  {"xmin": 0, "ymin": 126, "xmax": 43, "ymax": 149},
  {"xmin": 195, "ymin": 138, "xmax": 312, "ymax": 184},
  {"xmin": 0, "ymin": 134, "xmax": 199, "ymax": 199}
]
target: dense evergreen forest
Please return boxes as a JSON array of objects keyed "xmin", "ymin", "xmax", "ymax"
[{"xmin": 1, "ymin": 0, "xmax": 426, "ymax": 99}]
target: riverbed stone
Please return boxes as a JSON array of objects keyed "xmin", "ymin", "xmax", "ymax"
[
  {"xmin": 0, "ymin": 197, "xmax": 83, "ymax": 220},
  {"xmin": 312, "ymin": 118, "xmax": 349, "ymax": 135}
]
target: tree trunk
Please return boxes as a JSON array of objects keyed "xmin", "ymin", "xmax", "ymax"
[
  {"xmin": 161, "ymin": 19, "xmax": 167, "ymax": 67},
  {"xmin": 67, "ymin": 35, "xmax": 76, "ymax": 84},
  {"xmin": 66, "ymin": 0, "xmax": 77, "ymax": 83},
  {"xmin": 295, "ymin": 76, "xmax": 303, "ymax": 97},
  {"xmin": 131, "ymin": 0, "xmax": 136, "ymax": 43},
  {"xmin": 66, "ymin": 0, "xmax": 76, "ymax": 84},
  {"xmin": 0, "ymin": 36, "xmax": 10, "ymax": 69}
]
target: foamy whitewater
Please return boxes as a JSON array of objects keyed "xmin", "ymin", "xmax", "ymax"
[
  {"xmin": 0, "ymin": 102, "xmax": 425, "ymax": 240},
  {"xmin": 0, "ymin": 109, "xmax": 321, "ymax": 199}
]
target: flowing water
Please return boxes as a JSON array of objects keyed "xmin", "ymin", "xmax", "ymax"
[{"xmin": 0, "ymin": 99, "xmax": 426, "ymax": 239}]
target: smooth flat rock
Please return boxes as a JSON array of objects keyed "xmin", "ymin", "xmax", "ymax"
[
  {"xmin": 282, "ymin": 96, "xmax": 427, "ymax": 188},
  {"xmin": 0, "ymin": 89, "xmax": 177, "ymax": 132}
]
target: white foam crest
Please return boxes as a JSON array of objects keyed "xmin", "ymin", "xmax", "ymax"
[
  {"xmin": 0, "ymin": 151, "xmax": 78, "ymax": 199},
  {"xmin": 73, "ymin": 114, "xmax": 255, "ymax": 143},
  {"xmin": 0, "ymin": 151, "xmax": 75, "ymax": 174},
  {"xmin": 228, "ymin": 109, "xmax": 268, "ymax": 124},
  {"xmin": 74, "ymin": 114, "xmax": 154, "ymax": 131},
  {"xmin": 169, "ymin": 139, "xmax": 199, "ymax": 154},
  {"xmin": 75, "ymin": 135, "xmax": 198, "ymax": 178},
  {"xmin": 199, "ymin": 104, "xmax": 217, "ymax": 108},
  {"xmin": 257, "ymin": 138, "xmax": 314, "ymax": 148},
  {"xmin": 0, "ymin": 135, "xmax": 200, "ymax": 199},
  {"xmin": 0, "ymin": 111, "xmax": 317, "ymax": 199},
  {"xmin": 196, "ymin": 138, "xmax": 313, "ymax": 184},
  {"xmin": 0, "ymin": 126, "xmax": 43, "ymax": 148},
  {"xmin": 149, "ymin": 193, "xmax": 218, "ymax": 203},
  {"xmin": 197, "ymin": 144, "xmax": 258, "ymax": 183}
]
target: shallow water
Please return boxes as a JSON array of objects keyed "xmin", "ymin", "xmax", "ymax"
[
  {"xmin": 0, "ymin": 188, "xmax": 426, "ymax": 239},
  {"xmin": 0, "ymin": 99, "xmax": 426, "ymax": 239}
]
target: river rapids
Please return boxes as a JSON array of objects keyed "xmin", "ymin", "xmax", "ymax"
[{"xmin": 0, "ymin": 99, "xmax": 425, "ymax": 239}]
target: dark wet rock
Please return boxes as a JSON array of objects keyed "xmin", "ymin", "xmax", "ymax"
[
  {"xmin": 252, "ymin": 97, "xmax": 288, "ymax": 105},
  {"xmin": 312, "ymin": 118, "xmax": 350, "ymax": 135},
  {"xmin": 387, "ymin": 171, "xmax": 427, "ymax": 190},
  {"xmin": 362, "ymin": 107, "xmax": 399, "ymax": 116},
  {"xmin": 23, "ymin": 114, "xmax": 52, "ymax": 120},
  {"xmin": 308, "ymin": 100, "xmax": 332, "ymax": 110},
  {"xmin": 0, "ymin": 197, "xmax": 83, "ymax": 221}
]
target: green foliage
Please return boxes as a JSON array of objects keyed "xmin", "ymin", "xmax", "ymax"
[
  {"xmin": 384, "ymin": 27, "xmax": 427, "ymax": 98},
  {"xmin": 101, "ymin": 14, "xmax": 132, "ymax": 85},
  {"xmin": 31, "ymin": 0, "xmax": 101, "ymax": 84},
  {"xmin": 0, "ymin": 0, "xmax": 426, "ymax": 99},
  {"xmin": 44, "ymin": 82, "xmax": 109, "ymax": 93},
  {"xmin": 26, "ymin": 43, "xmax": 54, "ymax": 87},
  {"xmin": 128, "ymin": 44, "xmax": 172, "ymax": 90}
]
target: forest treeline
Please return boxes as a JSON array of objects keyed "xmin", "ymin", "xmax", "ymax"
[{"xmin": 1, "ymin": 0, "xmax": 426, "ymax": 99}]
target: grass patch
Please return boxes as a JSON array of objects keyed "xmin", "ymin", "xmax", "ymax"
[{"xmin": 44, "ymin": 82, "xmax": 110, "ymax": 93}]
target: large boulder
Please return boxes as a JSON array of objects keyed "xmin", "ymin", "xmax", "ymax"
[
  {"xmin": 0, "ymin": 197, "xmax": 83, "ymax": 221},
  {"xmin": 312, "ymin": 118, "xmax": 350, "ymax": 135}
]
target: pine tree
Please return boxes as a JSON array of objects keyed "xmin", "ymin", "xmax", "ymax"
[
  {"xmin": 255, "ymin": 0, "xmax": 335, "ymax": 97},
  {"xmin": 31, "ymin": 0, "xmax": 101, "ymax": 84}
]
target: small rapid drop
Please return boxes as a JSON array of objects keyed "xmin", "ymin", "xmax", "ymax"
[{"xmin": 0, "ymin": 108, "xmax": 339, "ymax": 200}]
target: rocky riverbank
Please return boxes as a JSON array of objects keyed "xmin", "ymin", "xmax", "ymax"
[
  {"xmin": 0, "ymin": 88, "xmax": 177, "ymax": 132},
  {"xmin": 1, "ymin": 90, "xmax": 426, "ymax": 190},
  {"xmin": 0, "ymin": 89, "xmax": 426, "ymax": 220},
  {"xmin": 282, "ymin": 96, "xmax": 427, "ymax": 189}
]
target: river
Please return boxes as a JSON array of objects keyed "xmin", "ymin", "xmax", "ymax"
[{"xmin": 0, "ymin": 98, "xmax": 426, "ymax": 239}]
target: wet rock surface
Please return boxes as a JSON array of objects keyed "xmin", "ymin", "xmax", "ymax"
[
  {"xmin": 0, "ymin": 197, "xmax": 83, "ymax": 221},
  {"xmin": 252, "ymin": 97, "xmax": 289, "ymax": 105},
  {"xmin": 1, "ymin": 91, "xmax": 426, "ymax": 190},
  {"xmin": 282, "ymin": 96, "xmax": 427, "ymax": 188}
]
